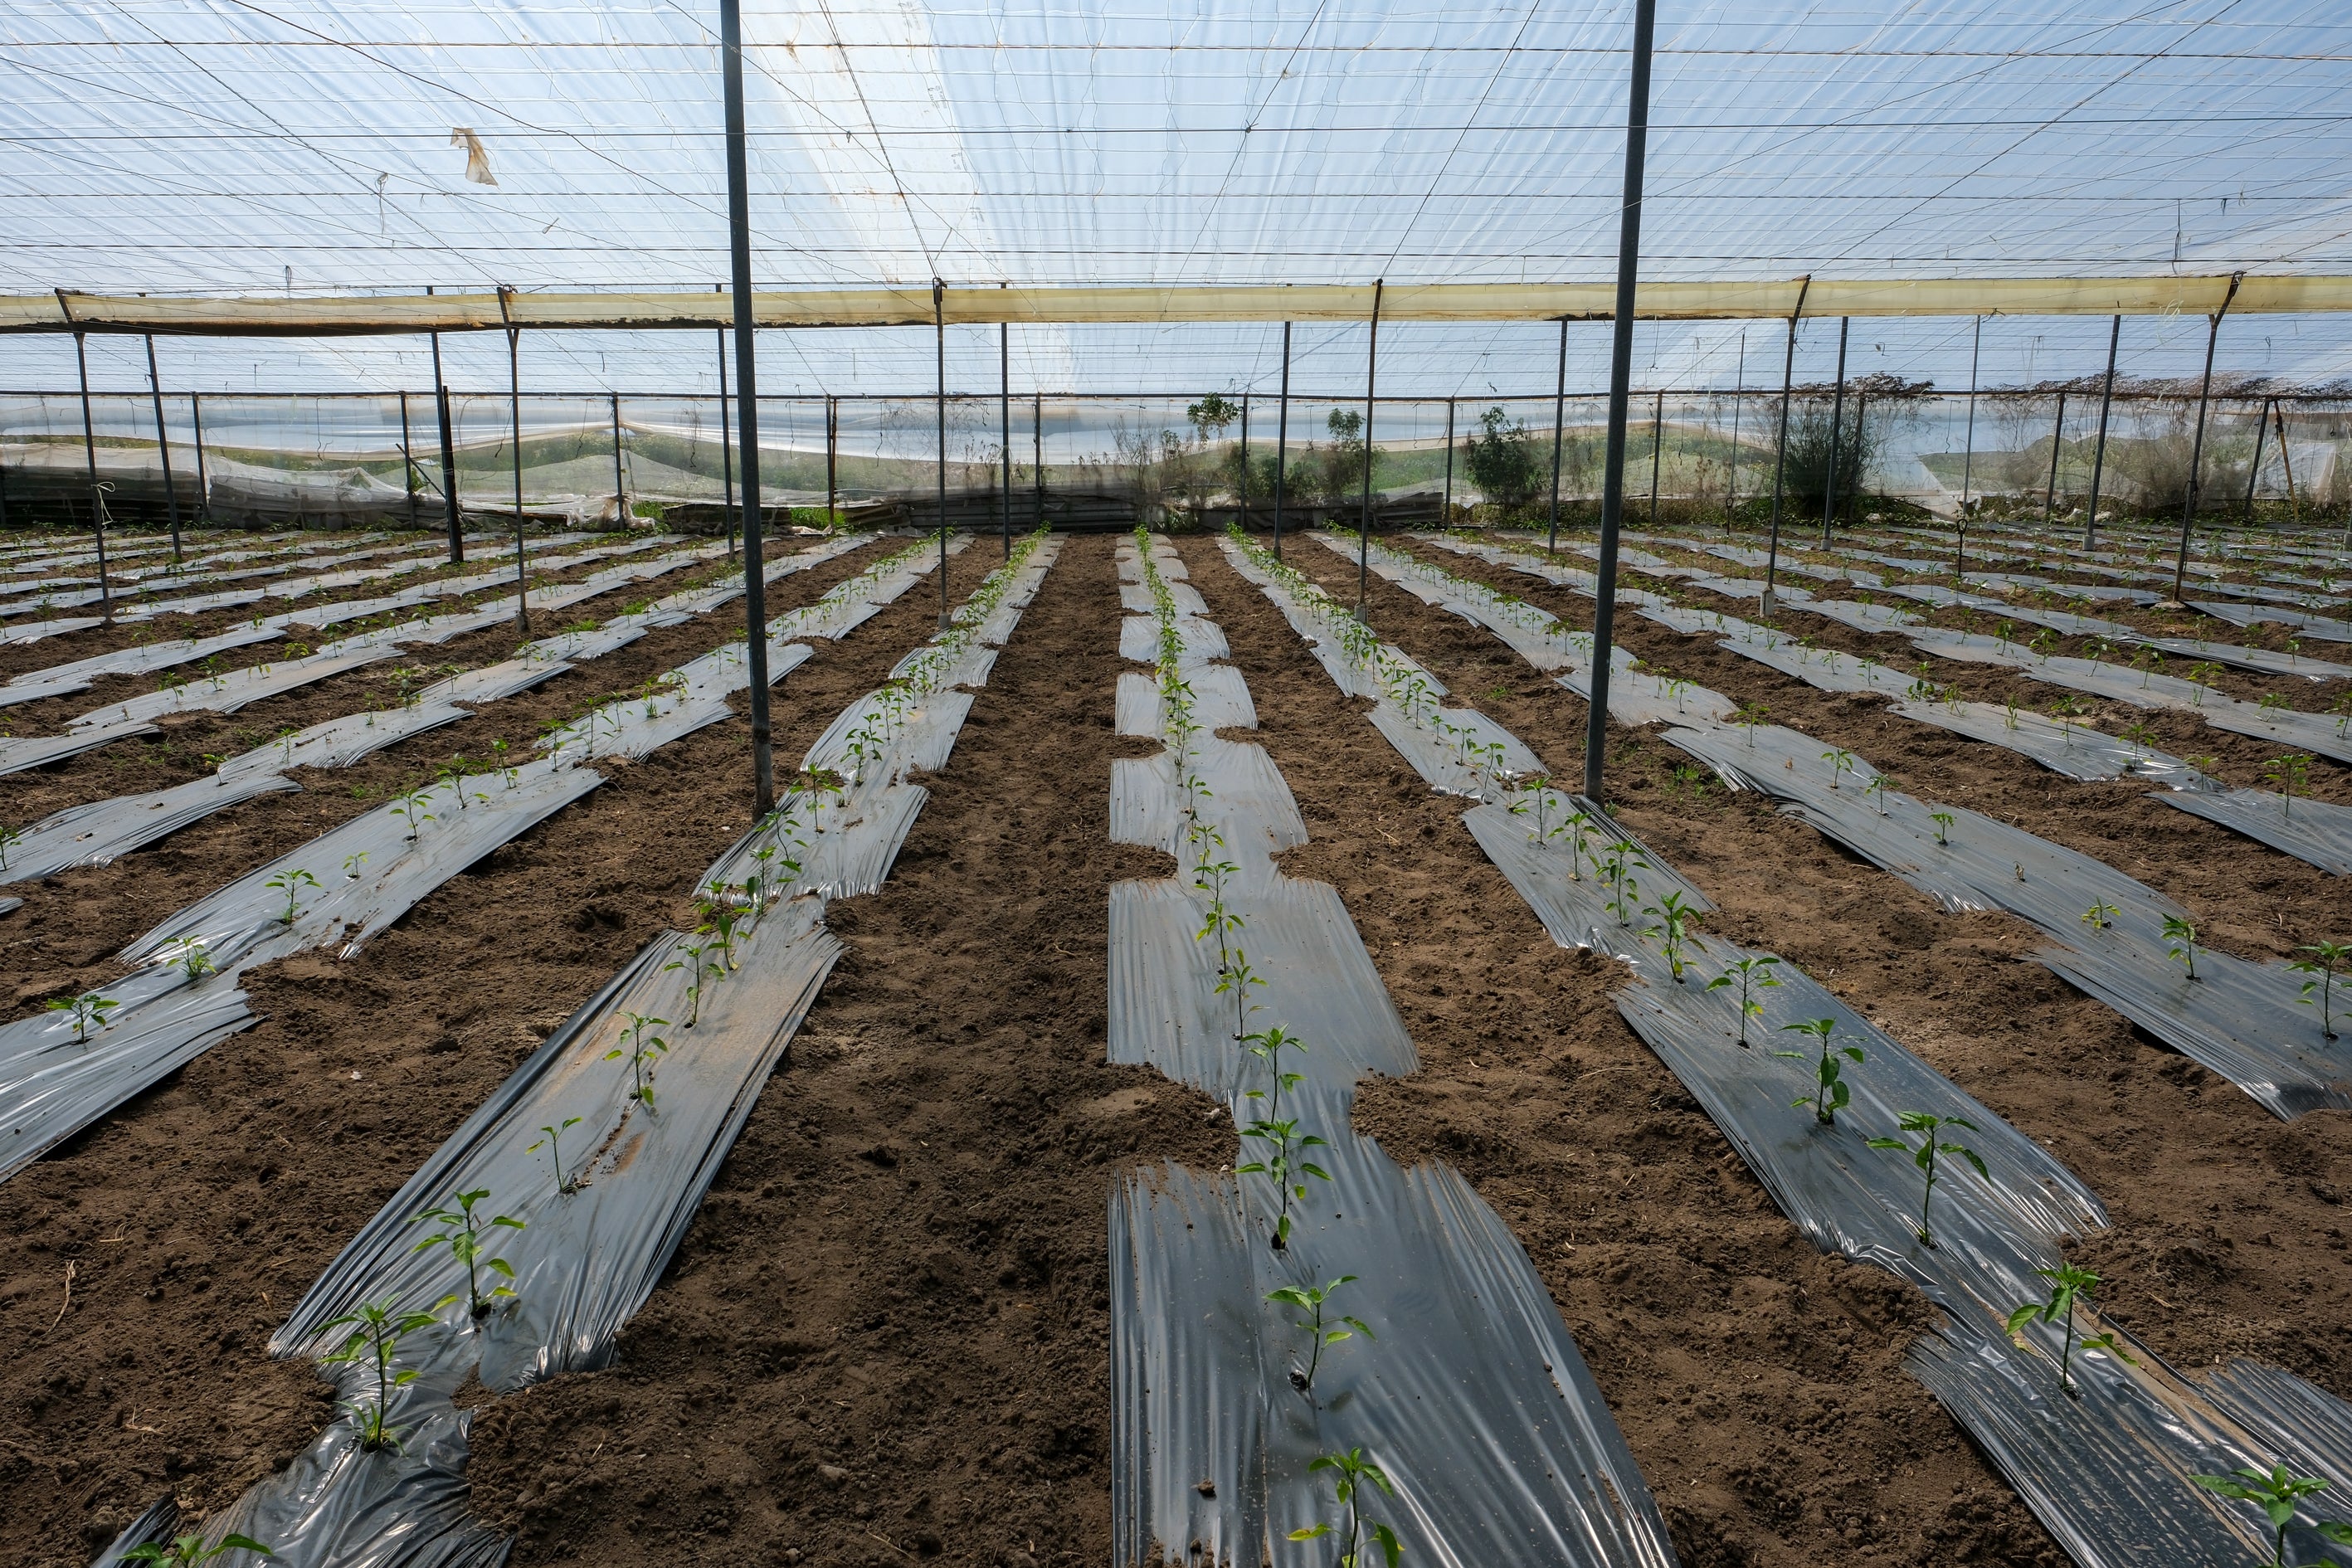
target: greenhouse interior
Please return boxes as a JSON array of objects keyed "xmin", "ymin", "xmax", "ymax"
[{"xmin": 5, "ymin": 3, "xmax": 2352, "ymax": 1567}]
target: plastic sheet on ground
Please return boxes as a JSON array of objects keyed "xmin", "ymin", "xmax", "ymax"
[
  {"xmin": 2154, "ymin": 787, "xmax": 2352, "ymax": 875},
  {"xmin": 1890, "ymin": 699, "xmax": 2214, "ymax": 788},
  {"xmin": 2189, "ymin": 599, "xmax": 2352, "ymax": 643},
  {"xmin": 0, "ymin": 623, "xmax": 285, "ymax": 706},
  {"xmin": 0, "ymin": 716, "xmax": 161, "ymax": 776}
]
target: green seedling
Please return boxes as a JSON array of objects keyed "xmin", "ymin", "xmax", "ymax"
[
  {"xmin": 122, "ymin": 1532, "xmax": 276, "ymax": 1566},
  {"xmin": 1777, "ymin": 1017, "xmax": 1863, "ymax": 1127},
  {"xmin": 2003, "ymin": 698, "xmax": 2021, "ymax": 731},
  {"xmin": 1600, "ymin": 838, "xmax": 1648, "ymax": 928},
  {"xmin": 265, "ymin": 866, "xmax": 319, "ymax": 925},
  {"xmin": 2191, "ymin": 1465, "xmax": 2352, "ymax": 1568},
  {"xmin": 1287, "ymin": 1449, "xmax": 1405, "ymax": 1568},
  {"xmin": 319, "ymin": 1298, "xmax": 438, "ymax": 1453},
  {"xmin": 1646, "ymin": 889, "xmax": 1707, "ymax": 983},
  {"xmin": 46, "ymin": 991, "xmax": 119, "ymax": 1043},
  {"xmin": 1929, "ymin": 811, "xmax": 1955, "ymax": 846},
  {"xmin": 490, "ymin": 737, "xmax": 517, "ymax": 787},
  {"xmin": 2187, "ymin": 660, "xmax": 2223, "ymax": 704},
  {"xmin": 1236, "ymin": 1115, "xmax": 1330, "ymax": 1253},
  {"xmin": 663, "ymin": 939, "xmax": 727, "ymax": 1027},
  {"xmin": 2259, "ymin": 690, "xmax": 2291, "ymax": 711},
  {"xmin": 1265, "ymin": 1275, "xmax": 1373, "ymax": 1397},
  {"xmin": 1736, "ymin": 700, "xmax": 1768, "ymax": 743},
  {"xmin": 694, "ymin": 880, "xmax": 746, "ymax": 973},
  {"xmin": 2119, "ymin": 719, "xmax": 2160, "ymax": 759},
  {"xmin": 1866, "ymin": 1111, "xmax": 1986, "ymax": 1249},
  {"xmin": 392, "ymin": 786, "xmax": 435, "ymax": 840},
  {"xmin": 1217, "ymin": 947, "xmax": 1267, "ymax": 1040},
  {"xmin": 2132, "ymin": 645, "xmax": 2166, "ymax": 688},
  {"xmin": 410, "ymin": 1188, "xmax": 524, "ymax": 1318},
  {"xmin": 2291, "ymin": 941, "xmax": 2349, "ymax": 1041},
  {"xmin": 2082, "ymin": 901, "xmax": 2119, "ymax": 931},
  {"xmin": 1240, "ymin": 1024, "xmax": 1307, "ymax": 1127},
  {"xmin": 1707, "ymin": 954, "xmax": 1781, "ymax": 1047},
  {"xmin": 2005, "ymin": 1264, "xmax": 2136, "ymax": 1398},
  {"xmin": 527, "ymin": 1117, "xmax": 584, "ymax": 1195},
  {"xmin": 2163, "ymin": 916, "xmax": 2200, "ymax": 981},
  {"xmin": 179, "ymin": 941, "xmax": 217, "ymax": 981},
  {"xmin": 1821, "ymin": 747, "xmax": 1856, "ymax": 790},
  {"xmin": 0, "ymin": 821, "xmax": 17, "ymax": 869},
  {"xmin": 2262, "ymin": 754, "xmax": 2310, "ymax": 816},
  {"xmin": 1863, "ymin": 772, "xmax": 1894, "ymax": 816},
  {"xmin": 2030, "ymin": 627, "xmax": 2059, "ymax": 661}
]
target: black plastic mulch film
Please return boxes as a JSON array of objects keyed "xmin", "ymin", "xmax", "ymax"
[
  {"xmin": 91, "ymin": 533, "xmax": 1053, "ymax": 1568},
  {"xmin": 1106, "ymin": 537, "xmax": 1676, "ymax": 1568},
  {"xmin": 1327, "ymin": 527, "xmax": 2352, "ymax": 1566}
]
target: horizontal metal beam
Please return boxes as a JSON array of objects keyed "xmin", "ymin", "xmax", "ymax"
[{"xmin": 7, "ymin": 275, "xmax": 2351, "ymax": 336}]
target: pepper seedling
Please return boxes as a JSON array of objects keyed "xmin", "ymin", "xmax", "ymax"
[
  {"xmin": 1264, "ymin": 1274, "xmax": 1374, "ymax": 1397},
  {"xmin": 1287, "ymin": 1449, "xmax": 1405, "ymax": 1568},
  {"xmin": 1821, "ymin": 747, "xmax": 1857, "ymax": 791},
  {"xmin": 2004, "ymin": 1263, "xmax": 2136, "ymax": 1398},
  {"xmin": 410, "ymin": 1188, "xmax": 524, "ymax": 1318},
  {"xmin": 2291, "ymin": 941, "xmax": 2348, "ymax": 1042},
  {"xmin": 265, "ymin": 867, "xmax": 319, "ymax": 926},
  {"xmin": 1235, "ymin": 1114, "xmax": 1330, "ymax": 1253},
  {"xmin": 2191, "ymin": 1465, "xmax": 2352, "ymax": 1568},
  {"xmin": 46, "ymin": 991, "xmax": 119, "ymax": 1043},
  {"xmin": 0, "ymin": 822, "xmax": 17, "ymax": 870},
  {"xmin": 2262, "ymin": 754, "xmax": 2310, "ymax": 816},
  {"xmin": 1600, "ymin": 838, "xmax": 1649, "ymax": 928},
  {"xmin": 122, "ymin": 1533, "xmax": 277, "ymax": 1567},
  {"xmin": 1240, "ymin": 1024, "xmax": 1307, "ymax": 1128},
  {"xmin": 2082, "ymin": 901, "xmax": 2119, "ymax": 932},
  {"xmin": 1776, "ymin": 1017, "xmax": 1863, "ymax": 1127},
  {"xmin": 179, "ymin": 940, "xmax": 217, "ymax": 981},
  {"xmin": 527, "ymin": 1117, "xmax": 585, "ymax": 1195},
  {"xmin": 1866, "ymin": 1111, "xmax": 1987, "ymax": 1249},
  {"xmin": 319, "ymin": 1298, "xmax": 439, "ymax": 1453},
  {"xmin": 1929, "ymin": 811, "xmax": 1955, "ymax": 846},
  {"xmin": 1707, "ymin": 954, "xmax": 1781, "ymax": 1047},
  {"xmin": 605, "ymin": 1011, "xmax": 670, "ymax": 1108},
  {"xmin": 2163, "ymin": 916, "xmax": 2200, "ymax": 981},
  {"xmin": 1645, "ymin": 890, "xmax": 1706, "ymax": 983}
]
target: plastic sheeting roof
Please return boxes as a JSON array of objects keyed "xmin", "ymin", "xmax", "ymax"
[{"xmin": 6, "ymin": 2, "xmax": 2352, "ymax": 393}]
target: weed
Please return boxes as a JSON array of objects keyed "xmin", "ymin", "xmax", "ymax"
[
  {"xmin": 2005, "ymin": 1264, "xmax": 2136, "ymax": 1397},
  {"xmin": 2082, "ymin": 901, "xmax": 2119, "ymax": 931},
  {"xmin": 1236, "ymin": 1114, "xmax": 1330, "ymax": 1253},
  {"xmin": 319, "ymin": 1298, "xmax": 438, "ymax": 1453},
  {"xmin": 1265, "ymin": 1275, "xmax": 1373, "ymax": 1397},
  {"xmin": 528, "ymin": 1117, "xmax": 584, "ymax": 1195},
  {"xmin": 1707, "ymin": 954, "xmax": 1781, "ymax": 1047},
  {"xmin": 1288, "ymin": 1449, "xmax": 1404, "ymax": 1568},
  {"xmin": 2291, "ymin": 941, "xmax": 2348, "ymax": 1041},
  {"xmin": 2191, "ymin": 1465, "xmax": 2352, "ymax": 1568},
  {"xmin": 2163, "ymin": 916, "xmax": 2200, "ymax": 981},
  {"xmin": 410, "ymin": 1189, "xmax": 524, "ymax": 1318},
  {"xmin": 1866, "ymin": 1112, "xmax": 1986, "ymax": 1249},
  {"xmin": 46, "ymin": 991, "xmax": 119, "ymax": 1043},
  {"xmin": 2262, "ymin": 754, "xmax": 2310, "ymax": 816},
  {"xmin": 265, "ymin": 867, "xmax": 319, "ymax": 925},
  {"xmin": 1776, "ymin": 1017, "xmax": 1863, "ymax": 1127},
  {"xmin": 122, "ymin": 1533, "xmax": 276, "ymax": 1566},
  {"xmin": 1646, "ymin": 889, "xmax": 1707, "ymax": 983},
  {"xmin": 1929, "ymin": 811, "xmax": 1955, "ymax": 845}
]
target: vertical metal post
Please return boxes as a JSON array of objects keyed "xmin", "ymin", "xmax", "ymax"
[
  {"xmin": 825, "ymin": 395, "xmax": 837, "ymax": 519},
  {"xmin": 1646, "ymin": 388, "xmax": 1663, "ymax": 528},
  {"xmin": 2171, "ymin": 275, "xmax": 2238, "ymax": 601},
  {"xmin": 1761, "ymin": 277, "xmax": 1809, "ymax": 611},
  {"xmin": 720, "ymin": 0, "xmax": 774, "ymax": 814},
  {"xmin": 1581, "ymin": 0, "xmax": 1656, "ymax": 801},
  {"xmin": 507, "ymin": 326, "xmax": 528, "ymax": 632},
  {"xmin": 2083, "ymin": 313, "xmax": 2121, "ymax": 549},
  {"xmin": 2043, "ymin": 389, "xmax": 2068, "ymax": 527},
  {"xmin": 2242, "ymin": 396, "xmax": 2270, "ymax": 526},
  {"xmin": 2274, "ymin": 401, "xmax": 2299, "ymax": 520},
  {"xmin": 934, "ymin": 279, "xmax": 949, "ymax": 629},
  {"xmin": 716, "ymin": 304, "xmax": 736, "ymax": 554},
  {"xmin": 1819, "ymin": 316, "xmax": 1849, "ymax": 546},
  {"xmin": 999, "ymin": 318, "xmax": 1011, "ymax": 556},
  {"xmin": 611, "ymin": 391, "xmax": 631, "ymax": 535},
  {"xmin": 1441, "ymin": 397, "xmax": 1456, "ymax": 523},
  {"xmin": 1033, "ymin": 392, "xmax": 1044, "ymax": 526},
  {"xmin": 399, "ymin": 389, "xmax": 420, "ymax": 533},
  {"xmin": 190, "ymin": 392, "xmax": 210, "ymax": 524},
  {"xmin": 144, "ymin": 334, "xmax": 183, "ymax": 562},
  {"xmin": 1237, "ymin": 392, "xmax": 1250, "ymax": 524},
  {"xmin": 73, "ymin": 331, "xmax": 113, "ymax": 615},
  {"xmin": 1957, "ymin": 314, "xmax": 1980, "ymax": 575},
  {"xmin": 1356, "ymin": 280, "xmax": 1383, "ymax": 616},
  {"xmin": 1272, "ymin": 320, "xmax": 1292, "ymax": 557},
  {"xmin": 1726, "ymin": 330, "xmax": 1745, "ymax": 520},
  {"xmin": 1547, "ymin": 314, "xmax": 1568, "ymax": 553},
  {"xmin": 429, "ymin": 285, "xmax": 462, "ymax": 562}
]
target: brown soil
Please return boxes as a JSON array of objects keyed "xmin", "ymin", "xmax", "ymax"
[
  {"xmin": 1271, "ymin": 528, "xmax": 2351, "ymax": 1561},
  {"xmin": 0, "ymin": 533, "xmax": 1052, "ymax": 1565}
]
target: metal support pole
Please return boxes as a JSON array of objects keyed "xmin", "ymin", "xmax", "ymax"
[
  {"xmin": 1647, "ymin": 388, "xmax": 1663, "ymax": 528},
  {"xmin": 825, "ymin": 395, "xmax": 837, "ymax": 519},
  {"xmin": 1237, "ymin": 392, "xmax": 1250, "ymax": 525},
  {"xmin": 2083, "ymin": 313, "xmax": 2121, "ymax": 549},
  {"xmin": 1356, "ymin": 279, "xmax": 1383, "ymax": 616},
  {"xmin": 2243, "ymin": 396, "xmax": 2270, "ymax": 526},
  {"xmin": 2171, "ymin": 275, "xmax": 2238, "ymax": 601},
  {"xmin": 73, "ymin": 331, "xmax": 113, "ymax": 616},
  {"xmin": 1547, "ymin": 314, "xmax": 1568, "ymax": 553},
  {"xmin": 716, "ymin": 300, "xmax": 736, "ymax": 554},
  {"xmin": 399, "ymin": 389, "xmax": 420, "ymax": 533},
  {"xmin": 720, "ymin": 0, "xmax": 774, "ymax": 815},
  {"xmin": 1273, "ymin": 320, "xmax": 1293, "ymax": 558},
  {"xmin": 1761, "ymin": 276, "xmax": 1809, "ymax": 613},
  {"xmin": 191, "ymin": 392, "xmax": 209, "ymax": 524},
  {"xmin": 1726, "ymin": 330, "xmax": 1745, "ymax": 520},
  {"xmin": 144, "ymin": 334, "xmax": 183, "ymax": 562},
  {"xmin": 611, "ymin": 391, "xmax": 631, "ymax": 535},
  {"xmin": 934, "ymin": 279, "xmax": 950, "ymax": 630},
  {"xmin": 999, "ymin": 319, "xmax": 1011, "ymax": 556},
  {"xmin": 1441, "ymin": 397, "xmax": 1456, "ymax": 524},
  {"xmin": 2275, "ymin": 401, "xmax": 2299, "ymax": 521},
  {"xmin": 1581, "ymin": 0, "xmax": 1657, "ymax": 802},
  {"xmin": 1819, "ymin": 316, "xmax": 1849, "ymax": 546},
  {"xmin": 1957, "ymin": 314, "xmax": 1980, "ymax": 575},
  {"xmin": 1033, "ymin": 392, "xmax": 1044, "ymax": 526},
  {"xmin": 507, "ymin": 326, "xmax": 528, "ymax": 633},
  {"xmin": 2043, "ymin": 389, "xmax": 2068, "ymax": 527},
  {"xmin": 429, "ymin": 286, "xmax": 462, "ymax": 562}
]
